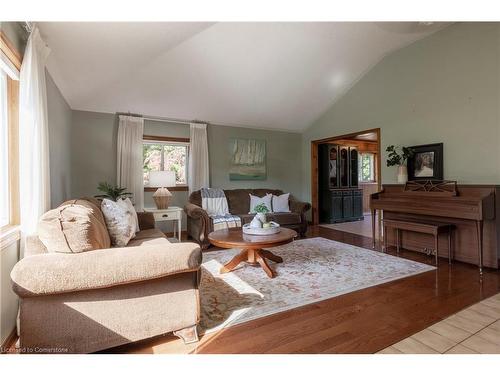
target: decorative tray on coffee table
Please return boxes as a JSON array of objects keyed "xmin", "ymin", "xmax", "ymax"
[{"xmin": 242, "ymin": 221, "xmax": 281, "ymax": 236}]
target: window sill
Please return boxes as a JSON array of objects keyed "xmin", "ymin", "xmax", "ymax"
[
  {"xmin": 144, "ymin": 185, "xmax": 189, "ymax": 192},
  {"xmin": 0, "ymin": 225, "xmax": 20, "ymax": 250}
]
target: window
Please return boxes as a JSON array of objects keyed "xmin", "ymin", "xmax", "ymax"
[
  {"xmin": 143, "ymin": 138, "xmax": 189, "ymax": 186},
  {"xmin": 358, "ymin": 152, "xmax": 376, "ymax": 183},
  {"xmin": 0, "ymin": 70, "xmax": 8, "ymax": 227},
  {"xmin": 0, "ymin": 31, "xmax": 21, "ymax": 231}
]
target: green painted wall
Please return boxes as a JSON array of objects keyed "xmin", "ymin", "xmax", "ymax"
[
  {"xmin": 301, "ymin": 22, "xmax": 500, "ymax": 203},
  {"xmin": 71, "ymin": 111, "xmax": 118, "ymax": 199},
  {"xmin": 208, "ymin": 125, "xmax": 302, "ymax": 192},
  {"xmin": 46, "ymin": 71, "xmax": 73, "ymax": 207},
  {"xmin": 0, "ymin": 22, "xmax": 27, "ymax": 55}
]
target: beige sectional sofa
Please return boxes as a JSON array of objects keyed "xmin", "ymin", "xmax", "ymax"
[{"xmin": 10, "ymin": 198, "xmax": 202, "ymax": 353}]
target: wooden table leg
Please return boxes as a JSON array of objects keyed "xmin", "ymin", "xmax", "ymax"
[
  {"xmin": 434, "ymin": 233, "xmax": 439, "ymax": 267},
  {"xmin": 448, "ymin": 229, "xmax": 452, "ymax": 265},
  {"xmin": 396, "ymin": 229, "xmax": 400, "ymax": 254},
  {"xmin": 371, "ymin": 209, "xmax": 376, "ymax": 248},
  {"xmin": 255, "ymin": 252, "xmax": 276, "ymax": 278},
  {"xmin": 247, "ymin": 248, "xmax": 257, "ymax": 264},
  {"xmin": 260, "ymin": 249, "xmax": 283, "ymax": 263},
  {"xmin": 178, "ymin": 216, "xmax": 182, "ymax": 242},
  {"xmin": 383, "ymin": 223, "xmax": 387, "ymax": 253},
  {"xmin": 476, "ymin": 221, "xmax": 483, "ymax": 277},
  {"xmin": 220, "ymin": 248, "xmax": 282, "ymax": 278},
  {"xmin": 220, "ymin": 249, "xmax": 249, "ymax": 274}
]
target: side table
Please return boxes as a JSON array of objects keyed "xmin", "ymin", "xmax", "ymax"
[{"xmin": 144, "ymin": 206, "xmax": 183, "ymax": 242}]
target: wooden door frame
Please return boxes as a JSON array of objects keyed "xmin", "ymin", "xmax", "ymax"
[{"xmin": 310, "ymin": 128, "xmax": 381, "ymax": 225}]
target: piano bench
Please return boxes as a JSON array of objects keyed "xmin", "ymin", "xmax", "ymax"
[{"xmin": 382, "ymin": 219, "xmax": 453, "ymax": 266}]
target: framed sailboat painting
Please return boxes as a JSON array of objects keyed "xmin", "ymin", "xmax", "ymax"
[{"xmin": 229, "ymin": 138, "xmax": 267, "ymax": 180}]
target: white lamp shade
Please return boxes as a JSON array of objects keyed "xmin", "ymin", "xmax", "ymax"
[{"xmin": 148, "ymin": 171, "xmax": 176, "ymax": 187}]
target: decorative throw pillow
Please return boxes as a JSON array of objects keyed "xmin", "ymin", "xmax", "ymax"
[
  {"xmin": 101, "ymin": 199, "xmax": 136, "ymax": 247},
  {"xmin": 38, "ymin": 199, "xmax": 111, "ymax": 253},
  {"xmin": 272, "ymin": 193, "xmax": 291, "ymax": 213},
  {"xmin": 117, "ymin": 197, "xmax": 140, "ymax": 233},
  {"xmin": 248, "ymin": 193, "xmax": 273, "ymax": 213}
]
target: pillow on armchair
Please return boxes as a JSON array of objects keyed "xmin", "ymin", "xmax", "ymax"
[
  {"xmin": 101, "ymin": 199, "xmax": 136, "ymax": 247},
  {"xmin": 38, "ymin": 199, "xmax": 111, "ymax": 253},
  {"xmin": 117, "ymin": 197, "xmax": 139, "ymax": 233}
]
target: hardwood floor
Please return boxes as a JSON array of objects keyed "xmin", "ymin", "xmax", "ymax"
[{"xmin": 108, "ymin": 225, "xmax": 500, "ymax": 354}]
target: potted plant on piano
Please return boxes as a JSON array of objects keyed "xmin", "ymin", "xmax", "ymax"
[{"xmin": 386, "ymin": 145, "xmax": 414, "ymax": 184}]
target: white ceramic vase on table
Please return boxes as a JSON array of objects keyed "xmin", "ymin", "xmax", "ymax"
[
  {"xmin": 256, "ymin": 213, "xmax": 267, "ymax": 223},
  {"xmin": 250, "ymin": 215, "xmax": 263, "ymax": 228}
]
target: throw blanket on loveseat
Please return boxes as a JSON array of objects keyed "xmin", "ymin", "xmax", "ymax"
[
  {"xmin": 200, "ymin": 188, "xmax": 241, "ymax": 231},
  {"xmin": 211, "ymin": 214, "xmax": 242, "ymax": 231}
]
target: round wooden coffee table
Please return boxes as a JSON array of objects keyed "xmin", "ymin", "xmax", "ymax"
[{"xmin": 208, "ymin": 227, "xmax": 297, "ymax": 278}]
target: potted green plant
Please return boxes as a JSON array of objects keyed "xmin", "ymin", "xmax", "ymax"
[
  {"xmin": 94, "ymin": 182, "xmax": 132, "ymax": 201},
  {"xmin": 386, "ymin": 145, "xmax": 414, "ymax": 184},
  {"xmin": 250, "ymin": 203, "xmax": 270, "ymax": 228}
]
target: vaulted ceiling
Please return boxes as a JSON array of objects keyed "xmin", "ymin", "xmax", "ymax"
[{"xmin": 38, "ymin": 22, "xmax": 449, "ymax": 132}]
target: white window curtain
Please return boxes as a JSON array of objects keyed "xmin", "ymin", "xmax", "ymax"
[
  {"xmin": 117, "ymin": 115, "xmax": 144, "ymax": 211},
  {"xmin": 188, "ymin": 123, "xmax": 209, "ymax": 193},
  {"xmin": 19, "ymin": 27, "xmax": 51, "ymax": 238}
]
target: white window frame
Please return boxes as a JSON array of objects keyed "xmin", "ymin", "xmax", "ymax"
[
  {"xmin": 143, "ymin": 139, "xmax": 190, "ymax": 187},
  {"xmin": 358, "ymin": 152, "xmax": 376, "ymax": 183},
  {"xmin": 0, "ymin": 32, "xmax": 21, "ymax": 241}
]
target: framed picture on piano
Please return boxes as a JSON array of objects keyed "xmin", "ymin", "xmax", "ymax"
[{"xmin": 407, "ymin": 143, "xmax": 443, "ymax": 181}]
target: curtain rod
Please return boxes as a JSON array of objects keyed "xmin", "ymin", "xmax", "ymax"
[
  {"xmin": 23, "ymin": 22, "xmax": 34, "ymax": 34},
  {"xmin": 117, "ymin": 112, "xmax": 203, "ymax": 125},
  {"xmin": 142, "ymin": 116, "xmax": 192, "ymax": 125}
]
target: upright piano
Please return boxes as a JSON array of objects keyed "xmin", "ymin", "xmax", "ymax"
[{"xmin": 370, "ymin": 181, "xmax": 498, "ymax": 273}]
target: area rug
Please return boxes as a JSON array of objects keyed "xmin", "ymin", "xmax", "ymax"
[{"xmin": 200, "ymin": 237, "xmax": 434, "ymax": 333}]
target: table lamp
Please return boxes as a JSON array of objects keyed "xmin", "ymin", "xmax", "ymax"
[{"xmin": 149, "ymin": 170, "xmax": 176, "ymax": 209}]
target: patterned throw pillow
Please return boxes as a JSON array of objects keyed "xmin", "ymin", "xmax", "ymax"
[
  {"xmin": 101, "ymin": 199, "xmax": 136, "ymax": 247},
  {"xmin": 117, "ymin": 197, "xmax": 139, "ymax": 233},
  {"xmin": 248, "ymin": 193, "xmax": 273, "ymax": 213},
  {"xmin": 272, "ymin": 193, "xmax": 291, "ymax": 213}
]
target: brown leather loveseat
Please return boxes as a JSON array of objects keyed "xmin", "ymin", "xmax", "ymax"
[{"xmin": 184, "ymin": 189, "xmax": 311, "ymax": 250}]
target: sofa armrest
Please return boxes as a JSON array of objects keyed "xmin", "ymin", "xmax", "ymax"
[
  {"xmin": 289, "ymin": 199, "xmax": 311, "ymax": 215},
  {"xmin": 184, "ymin": 203, "xmax": 209, "ymax": 220},
  {"xmin": 11, "ymin": 242, "xmax": 202, "ymax": 298},
  {"xmin": 184, "ymin": 203, "xmax": 212, "ymax": 249},
  {"xmin": 137, "ymin": 211, "xmax": 155, "ymax": 230}
]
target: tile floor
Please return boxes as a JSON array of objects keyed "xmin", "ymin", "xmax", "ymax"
[{"xmin": 378, "ymin": 292, "xmax": 500, "ymax": 354}]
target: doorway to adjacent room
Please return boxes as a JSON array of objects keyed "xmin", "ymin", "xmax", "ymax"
[{"xmin": 311, "ymin": 128, "xmax": 381, "ymax": 239}]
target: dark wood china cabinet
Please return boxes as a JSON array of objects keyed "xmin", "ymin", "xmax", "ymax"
[{"xmin": 318, "ymin": 143, "xmax": 363, "ymax": 223}]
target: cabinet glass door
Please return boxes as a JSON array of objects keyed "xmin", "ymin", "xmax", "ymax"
[
  {"xmin": 329, "ymin": 145, "xmax": 338, "ymax": 188},
  {"xmin": 340, "ymin": 147, "xmax": 349, "ymax": 187},
  {"xmin": 350, "ymin": 148, "xmax": 359, "ymax": 187}
]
